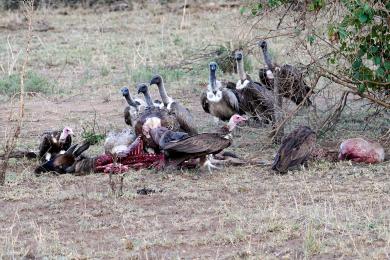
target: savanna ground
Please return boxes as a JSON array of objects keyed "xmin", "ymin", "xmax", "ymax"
[{"xmin": 0, "ymin": 2, "xmax": 389, "ymax": 259}]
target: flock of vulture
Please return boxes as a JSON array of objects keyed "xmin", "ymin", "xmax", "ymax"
[{"xmin": 31, "ymin": 40, "xmax": 386, "ymax": 176}]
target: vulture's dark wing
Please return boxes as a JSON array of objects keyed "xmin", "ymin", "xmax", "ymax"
[
  {"xmin": 163, "ymin": 133, "xmax": 231, "ymax": 154},
  {"xmin": 38, "ymin": 130, "xmax": 60, "ymax": 158},
  {"xmin": 171, "ymin": 102, "xmax": 197, "ymax": 135},
  {"xmin": 222, "ymin": 88, "xmax": 240, "ymax": 113},
  {"xmin": 258, "ymin": 68, "xmax": 273, "ymax": 90},
  {"xmin": 224, "ymin": 81, "xmax": 236, "ymax": 90},
  {"xmin": 62, "ymin": 135, "xmax": 72, "ymax": 151},
  {"xmin": 124, "ymin": 106, "xmax": 132, "ymax": 126},
  {"xmin": 200, "ymin": 90, "xmax": 210, "ymax": 114},
  {"xmin": 273, "ymin": 126, "xmax": 316, "ymax": 172}
]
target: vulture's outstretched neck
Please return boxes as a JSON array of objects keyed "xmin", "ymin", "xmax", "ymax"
[
  {"xmin": 157, "ymin": 79, "xmax": 173, "ymax": 106},
  {"xmin": 209, "ymin": 69, "xmax": 217, "ymax": 90},
  {"xmin": 237, "ymin": 59, "xmax": 246, "ymax": 81},
  {"xmin": 261, "ymin": 46, "xmax": 273, "ymax": 70},
  {"xmin": 142, "ymin": 90, "xmax": 154, "ymax": 107},
  {"xmin": 124, "ymin": 94, "xmax": 137, "ymax": 108}
]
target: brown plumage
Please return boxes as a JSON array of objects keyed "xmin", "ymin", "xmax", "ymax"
[
  {"xmin": 200, "ymin": 62, "xmax": 243, "ymax": 121},
  {"xmin": 272, "ymin": 126, "xmax": 316, "ymax": 173},
  {"xmin": 35, "ymin": 142, "xmax": 90, "ymax": 175},
  {"xmin": 258, "ymin": 40, "xmax": 312, "ymax": 106},
  {"xmin": 234, "ymin": 50, "xmax": 275, "ymax": 123},
  {"xmin": 150, "ymin": 75, "xmax": 198, "ymax": 135},
  {"xmin": 135, "ymin": 83, "xmax": 181, "ymax": 152},
  {"xmin": 38, "ymin": 127, "xmax": 74, "ymax": 161},
  {"xmin": 150, "ymin": 114, "xmax": 247, "ymax": 170}
]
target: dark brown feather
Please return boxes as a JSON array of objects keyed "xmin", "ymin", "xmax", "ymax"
[
  {"xmin": 259, "ymin": 65, "xmax": 312, "ymax": 106},
  {"xmin": 272, "ymin": 126, "xmax": 316, "ymax": 173},
  {"xmin": 38, "ymin": 130, "xmax": 72, "ymax": 161},
  {"xmin": 236, "ymin": 81, "xmax": 274, "ymax": 123},
  {"xmin": 162, "ymin": 133, "xmax": 232, "ymax": 165}
]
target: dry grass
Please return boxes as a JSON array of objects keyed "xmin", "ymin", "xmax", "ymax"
[{"xmin": 0, "ymin": 3, "xmax": 389, "ymax": 259}]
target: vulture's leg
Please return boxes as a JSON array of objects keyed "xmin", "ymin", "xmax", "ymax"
[
  {"xmin": 109, "ymin": 154, "xmax": 117, "ymax": 194},
  {"xmin": 200, "ymin": 155, "xmax": 221, "ymax": 174}
]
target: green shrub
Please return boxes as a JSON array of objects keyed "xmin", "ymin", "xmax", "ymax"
[{"xmin": 0, "ymin": 71, "xmax": 53, "ymax": 96}]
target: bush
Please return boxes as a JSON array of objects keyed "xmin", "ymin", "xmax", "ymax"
[{"xmin": 0, "ymin": 71, "xmax": 53, "ymax": 96}]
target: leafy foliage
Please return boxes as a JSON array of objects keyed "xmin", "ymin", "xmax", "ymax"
[
  {"xmin": 332, "ymin": 0, "xmax": 389, "ymax": 92},
  {"xmin": 242, "ymin": 0, "xmax": 389, "ymax": 93}
]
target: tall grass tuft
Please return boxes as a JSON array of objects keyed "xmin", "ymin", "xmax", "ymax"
[{"xmin": 0, "ymin": 71, "xmax": 53, "ymax": 96}]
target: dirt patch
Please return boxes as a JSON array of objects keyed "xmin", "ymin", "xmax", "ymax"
[{"xmin": 0, "ymin": 5, "xmax": 389, "ymax": 259}]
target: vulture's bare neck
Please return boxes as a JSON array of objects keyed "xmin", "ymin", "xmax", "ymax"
[
  {"xmin": 209, "ymin": 69, "xmax": 218, "ymax": 91},
  {"xmin": 261, "ymin": 47, "xmax": 273, "ymax": 70},
  {"xmin": 142, "ymin": 91, "xmax": 154, "ymax": 107},
  {"xmin": 237, "ymin": 59, "xmax": 246, "ymax": 81},
  {"xmin": 156, "ymin": 80, "xmax": 173, "ymax": 106},
  {"xmin": 124, "ymin": 94, "xmax": 138, "ymax": 109}
]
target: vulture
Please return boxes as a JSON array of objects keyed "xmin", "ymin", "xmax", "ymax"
[
  {"xmin": 234, "ymin": 50, "xmax": 275, "ymax": 123},
  {"xmin": 104, "ymin": 128, "xmax": 137, "ymax": 157},
  {"xmin": 258, "ymin": 40, "xmax": 312, "ymax": 106},
  {"xmin": 35, "ymin": 141, "xmax": 90, "ymax": 175},
  {"xmin": 272, "ymin": 126, "xmax": 316, "ymax": 173},
  {"xmin": 135, "ymin": 83, "xmax": 181, "ymax": 153},
  {"xmin": 121, "ymin": 86, "xmax": 143, "ymax": 127},
  {"xmin": 38, "ymin": 127, "xmax": 74, "ymax": 162},
  {"xmin": 200, "ymin": 62, "xmax": 243, "ymax": 121},
  {"xmin": 121, "ymin": 87, "xmax": 163, "ymax": 127},
  {"xmin": 150, "ymin": 75, "xmax": 197, "ymax": 135},
  {"xmin": 150, "ymin": 114, "xmax": 247, "ymax": 172}
]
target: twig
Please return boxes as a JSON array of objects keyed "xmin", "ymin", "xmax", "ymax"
[
  {"xmin": 317, "ymin": 91, "xmax": 349, "ymax": 135},
  {"xmin": 276, "ymin": 2, "xmax": 293, "ymax": 29},
  {"xmin": 0, "ymin": 0, "xmax": 34, "ymax": 185}
]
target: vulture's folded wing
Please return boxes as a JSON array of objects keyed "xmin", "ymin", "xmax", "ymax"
[
  {"xmin": 200, "ymin": 90, "xmax": 210, "ymax": 114},
  {"xmin": 163, "ymin": 133, "xmax": 230, "ymax": 154}
]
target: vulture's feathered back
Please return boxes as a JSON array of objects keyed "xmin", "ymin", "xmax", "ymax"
[
  {"xmin": 272, "ymin": 126, "xmax": 316, "ymax": 173},
  {"xmin": 150, "ymin": 75, "xmax": 198, "ymax": 135},
  {"xmin": 258, "ymin": 40, "xmax": 312, "ymax": 106},
  {"xmin": 234, "ymin": 50, "xmax": 275, "ymax": 123},
  {"xmin": 150, "ymin": 114, "xmax": 247, "ymax": 167}
]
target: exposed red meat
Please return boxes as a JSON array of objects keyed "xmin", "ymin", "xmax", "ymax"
[
  {"xmin": 94, "ymin": 137, "xmax": 166, "ymax": 173},
  {"xmin": 338, "ymin": 138, "xmax": 385, "ymax": 164}
]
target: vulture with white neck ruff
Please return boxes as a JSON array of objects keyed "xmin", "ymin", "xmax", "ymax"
[
  {"xmin": 258, "ymin": 40, "xmax": 312, "ymax": 106},
  {"xmin": 150, "ymin": 75, "xmax": 197, "ymax": 135},
  {"xmin": 150, "ymin": 114, "xmax": 247, "ymax": 172},
  {"xmin": 121, "ymin": 86, "xmax": 163, "ymax": 127},
  {"xmin": 234, "ymin": 50, "xmax": 275, "ymax": 123},
  {"xmin": 135, "ymin": 83, "xmax": 181, "ymax": 153},
  {"xmin": 200, "ymin": 62, "xmax": 243, "ymax": 121},
  {"xmin": 38, "ymin": 127, "xmax": 74, "ymax": 162}
]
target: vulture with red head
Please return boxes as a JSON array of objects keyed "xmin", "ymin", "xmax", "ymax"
[{"xmin": 150, "ymin": 114, "xmax": 247, "ymax": 172}]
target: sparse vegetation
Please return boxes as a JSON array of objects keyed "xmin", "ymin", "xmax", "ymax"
[
  {"xmin": 0, "ymin": 1, "xmax": 388, "ymax": 259},
  {"xmin": 0, "ymin": 71, "xmax": 53, "ymax": 96}
]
